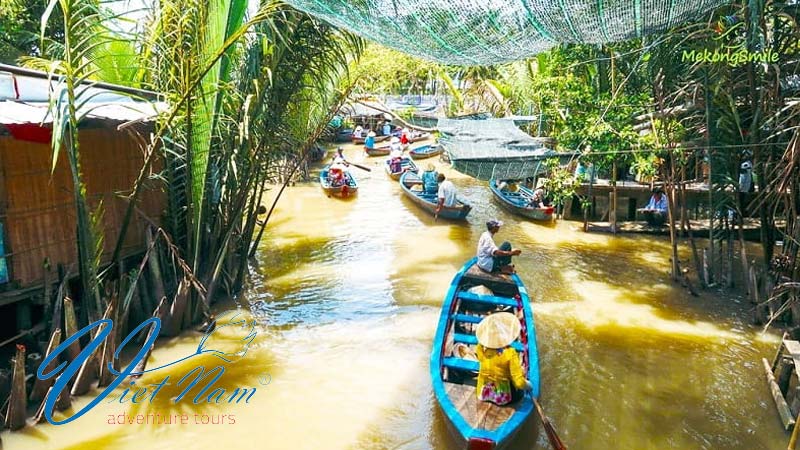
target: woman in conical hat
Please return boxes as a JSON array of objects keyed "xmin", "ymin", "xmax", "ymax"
[{"xmin": 475, "ymin": 312, "xmax": 532, "ymax": 405}]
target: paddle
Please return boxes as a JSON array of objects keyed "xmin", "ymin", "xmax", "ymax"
[
  {"xmin": 346, "ymin": 161, "xmax": 372, "ymax": 172},
  {"xmin": 533, "ymin": 397, "xmax": 567, "ymax": 450}
]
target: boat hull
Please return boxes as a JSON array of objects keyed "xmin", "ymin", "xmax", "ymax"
[
  {"xmin": 430, "ymin": 258, "xmax": 539, "ymax": 450},
  {"xmin": 364, "ymin": 145, "xmax": 391, "ymax": 156},
  {"xmin": 319, "ymin": 166, "xmax": 358, "ymax": 197},
  {"xmin": 385, "ymin": 157, "xmax": 419, "ymax": 180},
  {"xmin": 399, "ymin": 172, "xmax": 471, "ymax": 220},
  {"xmin": 409, "ymin": 144, "xmax": 443, "ymax": 160},
  {"xmin": 489, "ymin": 180, "xmax": 554, "ymax": 221},
  {"xmin": 352, "ymin": 135, "xmax": 389, "ymax": 145}
]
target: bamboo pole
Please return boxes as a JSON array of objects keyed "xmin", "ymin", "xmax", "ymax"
[
  {"xmin": 5, "ymin": 345, "xmax": 26, "ymax": 430},
  {"xmin": 763, "ymin": 358, "xmax": 796, "ymax": 430},
  {"xmin": 63, "ymin": 298, "xmax": 81, "ymax": 362},
  {"xmin": 29, "ymin": 329, "xmax": 62, "ymax": 403}
]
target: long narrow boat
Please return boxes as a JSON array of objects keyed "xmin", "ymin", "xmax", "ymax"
[
  {"xmin": 431, "ymin": 258, "xmax": 539, "ymax": 450},
  {"xmin": 399, "ymin": 172, "xmax": 471, "ymax": 220},
  {"xmin": 352, "ymin": 134, "xmax": 389, "ymax": 145},
  {"xmin": 409, "ymin": 144, "xmax": 443, "ymax": 160},
  {"xmin": 408, "ymin": 132, "xmax": 431, "ymax": 143},
  {"xmin": 489, "ymin": 180, "xmax": 555, "ymax": 221},
  {"xmin": 364, "ymin": 145, "xmax": 391, "ymax": 157},
  {"xmin": 385, "ymin": 156, "xmax": 418, "ymax": 180},
  {"xmin": 319, "ymin": 166, "xmax": 358, "ymax": 197}
]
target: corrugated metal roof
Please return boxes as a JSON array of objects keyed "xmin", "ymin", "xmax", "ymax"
[
  {"xmin": 0, "ymin": 68, "xmax": 167, "ymax": 126},
  {"xmin": 0, "ymin": 100, "xmax": 167, "ymax": 125}
]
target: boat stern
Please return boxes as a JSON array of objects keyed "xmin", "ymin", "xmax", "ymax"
[{"xmin": 467, "ymin": 437, "xmax": 496, "ymax": 450}]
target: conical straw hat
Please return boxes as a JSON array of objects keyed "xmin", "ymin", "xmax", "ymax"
[{"xmin": 476, "ymin": 312, "xmax": 520, "ymax": 349}]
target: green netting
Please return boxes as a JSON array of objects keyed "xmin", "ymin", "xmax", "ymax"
[
  {"xmin": 281, "ymin": 0, "xmax": 727, "ymax": 65},
  {"xmin": 438, "ymin": 118, "xmax": 572, "ymax": 180}
]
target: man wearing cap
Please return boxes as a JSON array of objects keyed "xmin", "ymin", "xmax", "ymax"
[{"xmin": 477, "ymin": 220, "xmax": 521, "ymax": 274}]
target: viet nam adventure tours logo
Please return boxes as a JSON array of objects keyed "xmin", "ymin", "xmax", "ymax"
[
  {"xmin": 681, "ymin": 15, "xmax": 779, "ymax": 66},
  {"xmin": 34, "ymin": 311, "xmax": 268, "ymax": 426}
]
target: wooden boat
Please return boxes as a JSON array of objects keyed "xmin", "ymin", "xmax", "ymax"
[
  {"xmin": 364, "ymin": 145, "xmax": 391, "ymax": 157},
  {"xmin": 399, "ymin": 172, "xmax": 471, "ymax": 220},
  {"xmin": 408, "ymin": 144, "xmax": 443, "ymax": 160},
  {"xmin": 319, "ymin": 165, "xmax": 358, "ymax": 197},
  {"xmin": 352, "ymin": 134, "xmax": 389, "ymax": 145},
  {"xmin": 385, "ymin": 156, "xmax": 418, "ymax": 180},
  {"xmin": 430, "ymin": 258, "xmax": 539, "ymax": 450},
  {"xmin": 489, "ymin": 180, "xmax": 555, "ymax": 221}
]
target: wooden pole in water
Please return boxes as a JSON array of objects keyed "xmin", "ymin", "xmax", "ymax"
[
  {"xmin": 533, "ymin": 397, "xmax": 567, "ymax": 450},
  {"xmin": 5, "ymin": 345, "xmax": 27, "ymax": 430},
  {"xmin": 789, "ymin": 411, "xmax": 800, "ymax": 449}
]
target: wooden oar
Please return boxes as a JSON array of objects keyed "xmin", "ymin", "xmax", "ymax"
[
  {"xmin": 533, "ymin": 397, "xmax": 567, "ymax": 450},
  {"xmin": 346, "ymin": 161, "xmax": 372, "ymax": 172}
]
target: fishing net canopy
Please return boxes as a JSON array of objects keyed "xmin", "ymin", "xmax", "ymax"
[
  {"xmin": 281, "ymin": 0, "xmax": 728, "ymax": 65},
  {"xmin": 438, "ymin": 118, "xmax": 572, "ymax": 180}
]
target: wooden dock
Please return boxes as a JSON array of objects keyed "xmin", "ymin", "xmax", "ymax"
[{"xmin": 584, "ymin": 218, "xmax": 764, "ymax": 239}]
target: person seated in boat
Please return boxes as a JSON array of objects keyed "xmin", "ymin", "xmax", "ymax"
[
  {"xmin": 528, "ymin": 187, "xmax": 546, "ymax": 208},
  {"xmin": 400, "ymin": 128, "xmax": 410, "ymax": 147},
  {"xmin": 475, "ymin": 312, "xmax": 533, "ymax": 406},
  {"xmin": 639, "ymin": 187, "xmax": 668, "ymax": 226},
  {"xmin": 477, "ymin": 219, "xmax": 522, "ymax": 274},
  {"xmin": 389, "ymin": 138, "xmax": 404, "ymax": 173},
  {"xmin": 382, "ymin": 120, "xmax": 392, "ymax": 136},
  {"xmin": 435, "ymin": 173, "xmax": 458, "ymax": 214},
  {"xmin": 328, "ymin": 163, "xmax": 347, "ymax": 187},
  {"xmin": 332, "ymin": 147, "xmax": 349, "ymax": 166},
  {"xmin": 497, "ymin": 180, "xmax": 517, "ymax": 192},
  {"xmin": 353, "ymin": 126, "xmax": 363, "ymax": 139},
  {"xmin": 364, "ymin": 131, "xmax": 376, "ymax": 149},
  {"xmin": 421, "ymin": 164, "xmax": 439, "ymax": 194}
]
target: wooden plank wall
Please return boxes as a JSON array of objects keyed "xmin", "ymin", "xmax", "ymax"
[{"xmin": 0, "ymin": 126, "xmax": 165, "ymax": 287}]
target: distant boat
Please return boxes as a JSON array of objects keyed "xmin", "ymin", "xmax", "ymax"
[
  {"xmin": 334, "ymin": 128, "xmax": 353, "ymax": 142},
  {"xmin": 430, "ymin": 258, "xmax": 539, "ymax": 450},
  {"xmin": 409, "ymin": 144, "xmax": 443, "ymax": 160},
  {"xmin": 319, "ymin": 165, "xmax": 358, "ymax": 197},
  {"xmin": 408, "ymin": 132, "xmax": 431, "ymax": 143},
  {"xmin": 399, "ymin": 172, "xmax": 471, "ymax": 220},
  {"xmin": 489, "ymin": 180, "xmax": 555, "ymax": 221},
  {"xmin": 385, "ymin": 156, "xmax": 418, "ymax": 181},
  {"xmin": 364, "ymin": 145, "xmax": 391, "ymax": 157},
  {"xmin": 352, "ymin": 134, "xmax": 389, "ymax": 145}
]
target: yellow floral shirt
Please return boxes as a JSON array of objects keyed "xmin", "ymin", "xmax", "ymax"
[{"xmin": 476, "ymin": 345, "xmax": 527, "ymax": 400}]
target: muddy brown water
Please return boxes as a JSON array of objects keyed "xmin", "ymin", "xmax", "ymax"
[{"xmin": 3, "ymin": 143, "xmax": 786, "ymax": 449}]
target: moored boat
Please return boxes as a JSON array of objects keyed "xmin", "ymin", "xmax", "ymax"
[
  {"xmin": 430, "ymin": 258, "xmax": 539, "ymax": 450},
  {"xmin": 364, "ymin": 145, "xmax": 391, "ymax": 157},
  {"xmin": 489, "ymin": 180, "xmax": 555, "ymax": 221},
  {"xmin": 408, "ymin": 144, "xmax": 443, "ymax": 160},
  {"xmin": 399, "ymin": 172, "xmax": 471, "ymax": 220},
  {"xmin": 385, "ymin": 156, "xmax": 418, "ymax": 180},
  {"xmin": 319, "ymin": 165, "xmax": 358, "ymax": 197},
  {"xmin": 352, "ymin": 134, "xmax": 389, "ymax": 145}
]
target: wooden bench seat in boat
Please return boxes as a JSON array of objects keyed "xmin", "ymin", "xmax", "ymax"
[
  {"xmin": 452, "ymin": 313, "xmax": 482, "ymax": 324},
  {"xmin": 443, "ymin": 356, "xmax": 480, "ymax": 372},
  {"xmin": 453, "ymin": 333, "xmax": 524, "ymax": 352},
  {"xmin": 457, "ymin": 291, "xmax": 518, "ymax": 308}
]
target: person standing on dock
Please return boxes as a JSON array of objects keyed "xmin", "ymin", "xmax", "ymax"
[{"xmin": 476, "ymin": 219, "xmax": 522, "ymax": 274}]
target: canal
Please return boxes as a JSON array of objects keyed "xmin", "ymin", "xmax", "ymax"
[{"xmin": 4, "ymin": 142, "xmax": 786, "ymax": 449}]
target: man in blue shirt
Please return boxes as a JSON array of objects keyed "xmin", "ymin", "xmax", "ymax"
[{"xmin": 639, "ymin": 187, "xmax": 668, "ymax": 226}]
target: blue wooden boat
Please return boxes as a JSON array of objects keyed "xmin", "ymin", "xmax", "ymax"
[
  {"xmin": 409, "ymin": 143, "xmax": 443, "ymax": 160},
  {"xmin": 319, "ymin": 165, "xmax": 358, "ymax": 197},
  {"xmin": 385, "ymin": 156, "xmax": 418, "ymax": 180},
  {"xmin": 430, "ymin": 258, "xmax": 539, "ymax": 450},
  {"xmin": 489, "ymin": 179, "xmax": 555, "ymax": 222},
  {"xmin": 364, "ymin": 144, "xmax": 391, "ymax": 157},
  {"xmin": 399, "ymin": 172, "xmax": 471, "ymax": 220}
]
